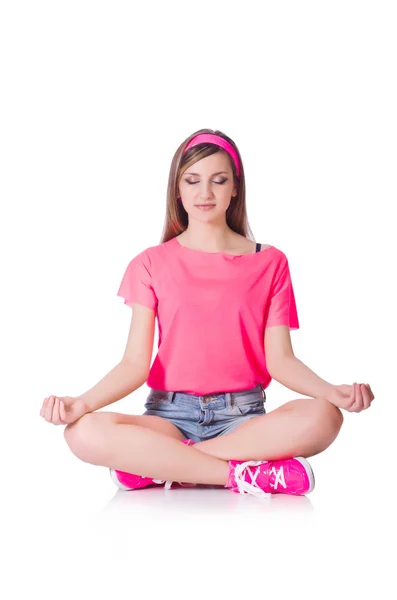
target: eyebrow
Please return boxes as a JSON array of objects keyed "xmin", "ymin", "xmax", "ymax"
[{"xmin": 184, "ymin": 171, "xmax": 229, "ymax": 176}]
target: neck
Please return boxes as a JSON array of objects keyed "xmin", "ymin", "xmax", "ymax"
[{"xmin": 180, "ymin": 226, "xmax": 236, "ymax": 252}]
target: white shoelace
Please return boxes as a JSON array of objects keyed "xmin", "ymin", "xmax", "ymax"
[
  {"xmin": 137, "ymin": 461, "xmax": 288, "ymax": 495},
  {"xmin": 153, "ymin": 461, "xmax": 288, "ymax": 495},
  {"xmin": 233, "ymin": 460, "xmax": 287, "ymax": 496},
  {"xmin": 152, "ymin": 479, "xmax": 196, "ymax": 490},
  {"xmin": 152, "ymin": 479, "xmax": 173, "ymax": 490}
]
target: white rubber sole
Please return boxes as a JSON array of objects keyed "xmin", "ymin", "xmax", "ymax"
[
  {"xmin": 294, "ymin": 457, "xmax": 315, "ymax": 494},
  {"xmin": 109, "ymin": 468, "xmax": 134, "ymax": 491}
]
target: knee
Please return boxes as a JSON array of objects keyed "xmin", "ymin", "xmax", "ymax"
[
  {"xmin": 312, "ymin": 397, "xmax": 344, "ymax": 434},
  {"xmin": 64, "ymin": 413, "xmax": 102, "ymax": 463}
]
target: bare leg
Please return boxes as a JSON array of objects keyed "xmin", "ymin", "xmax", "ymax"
[
  {"xmin": 193, "ymin": 397, "xmax": 344, "ymax": 461},
  {"xmin": 64, "ymin": 413, "xmax": 229, "ymax": 486},
  {"xmin": 64, "ymin": 398, "xmax": 343, "ymax": 486}
]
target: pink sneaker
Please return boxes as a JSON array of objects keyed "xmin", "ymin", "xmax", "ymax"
[
  {"xmin": 109, "ymin": 438, "xmax": 196, "ymax": 490},
  {"xmin": 226, "ymin": 457, "xmax": 315, "ymax": 496}
]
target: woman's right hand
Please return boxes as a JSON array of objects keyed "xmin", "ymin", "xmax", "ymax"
[{"xmin": 40, "ymin": 395, "xmax": 88, "ymax": 425}]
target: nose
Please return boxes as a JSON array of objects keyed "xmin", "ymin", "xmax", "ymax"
[{"xmin": 198, "ymin": 182, "xmax": 215, "ymax": 201}]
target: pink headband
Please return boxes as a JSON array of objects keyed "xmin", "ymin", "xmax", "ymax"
[{"xmin": 183, "ymin": 133, "xmax": 241, "ymax": 178}]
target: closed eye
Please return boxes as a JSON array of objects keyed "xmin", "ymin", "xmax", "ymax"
[{"xmin": 185, "ymin": 179, "xmax": 228, "ymax": 185}]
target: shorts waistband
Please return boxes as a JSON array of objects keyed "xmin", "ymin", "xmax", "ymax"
[{"xmin": 148, "ymin": 384, "xmax": 266, "ymax": 404}]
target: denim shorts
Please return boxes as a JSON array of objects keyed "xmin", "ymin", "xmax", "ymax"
[{"xmin": 142, "ymin": 384, "xmax": 267, "ymax": 443}]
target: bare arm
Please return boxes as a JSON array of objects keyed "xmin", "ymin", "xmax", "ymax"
[
  {"xmin": 77, "ymin": 303, "xmax": 155, "ymax": 413},
  {"xmin": 268, "ymin": 355, "xmax": 334, "ymax": 400},
  {"xmin": 265, "ymin": 325, "xmax": 333, "ymax": 400},
  {"xmin": 76, "ymin": 360, "xmax": 147, "ymax": 413}
]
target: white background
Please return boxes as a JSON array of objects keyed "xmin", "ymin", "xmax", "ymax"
[{"xmin": 1, "ymin": 1, "xmax": 396, "ymax": 598}]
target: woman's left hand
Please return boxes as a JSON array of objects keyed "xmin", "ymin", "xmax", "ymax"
[{"xmin": 329, "ymin": 383, "xmax": 375, "ymax": 413}]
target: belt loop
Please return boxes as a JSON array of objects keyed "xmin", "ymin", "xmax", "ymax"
[
  {"xmin": 225, "ymin": 391, "xmax": 232, "ymax": 409},
  {"xmin": 169, "ymin": 391, "xmax": 176, "ymax": 403},
  {"xmin": 260, "ymin": 384, "xmax": 266, "ymax": 402}
]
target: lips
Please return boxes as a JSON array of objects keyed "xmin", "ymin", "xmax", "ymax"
[{"xmin": 196, "ymin": 204, "xmax": 215, "ymax": 207}]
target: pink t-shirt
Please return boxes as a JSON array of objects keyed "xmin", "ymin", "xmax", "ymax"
[{"xmin": 117, "ymin": 236, "xmax": 299, "ymax": 395}]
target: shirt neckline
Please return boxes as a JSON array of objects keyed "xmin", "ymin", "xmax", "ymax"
[{"xmin": 172, "ymin": 236, "xmax": 274, "ymax": 257}]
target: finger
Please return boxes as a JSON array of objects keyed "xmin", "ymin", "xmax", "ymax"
[
  {"xmin": 354, "ymin": 383, "xmax": 364, "ymax": 413},
  {"xmin": 59, "ymin": 400, "xmax": 68, "ymax": 425},
  {"xmin": 59, "ymin": 400, "xmax": 65, "ymax": 423},
  {"xmin": 52, "ymin": 397, "xmax": 62, "ymax": 424},
  {"xmin": 40, "ymin": 397, "xmax": 49, "ymax": 417},
  {"xmin": 348, "ymin": 383, "xmax": 356, "ymax": 411},
  {"xmin": 44, "ymin": 396, "xmax": 55, "ymax": 421},
  {"xmin": 356, "ymin": 383, "xmax": 364, "ymax": 412},
  {"xmin": 353, "ymin": 382, "xmax": 364, "ymax": 412},
  {"xmin": 350, "ymin": 383, "xmax": 362, "ymax": 413},
  {"xmin": 361, "ymin": 384, "xmax": 371, "ymax": 409},
  {"xmin": 41, "ymin": 396, "xmax": 52, "ymax": 417},
  {"xmin": 365, "ymin": 384, "xmax": 375, "ymax": 401}
]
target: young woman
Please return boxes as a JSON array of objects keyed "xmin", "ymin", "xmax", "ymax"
[{"xmin": 40, "ymin": 129, "xmax": 374, "ymax": 497}]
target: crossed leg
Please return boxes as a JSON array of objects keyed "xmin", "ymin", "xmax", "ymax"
[
  {"xmin": 63, "ymin": 397, "xmax": 343, "ymax": 486},
  {"xmin": 64, "ymin": 411, "xmax": 230, "ymax": 485},
  {"xmin": 193, "ymin": 397, "xmax": 344, "ymax": 461}
]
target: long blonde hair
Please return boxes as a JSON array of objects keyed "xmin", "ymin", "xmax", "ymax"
[{"xmin": 160, "ymin": 128, "xmax": 256, "ymax": 244}]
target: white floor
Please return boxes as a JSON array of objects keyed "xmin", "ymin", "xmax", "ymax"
[{"xmin": 6, "ymin": 406, "xmax": 394, "ymax": 600}]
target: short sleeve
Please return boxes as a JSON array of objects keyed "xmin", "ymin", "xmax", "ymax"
[
  {"xmin": 116, "ymin": 251, "xmax": 158, "ymax": 311},
  {"xmin": 265, "ymin": 256, "xmax": 300, "ymax": 330}
]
